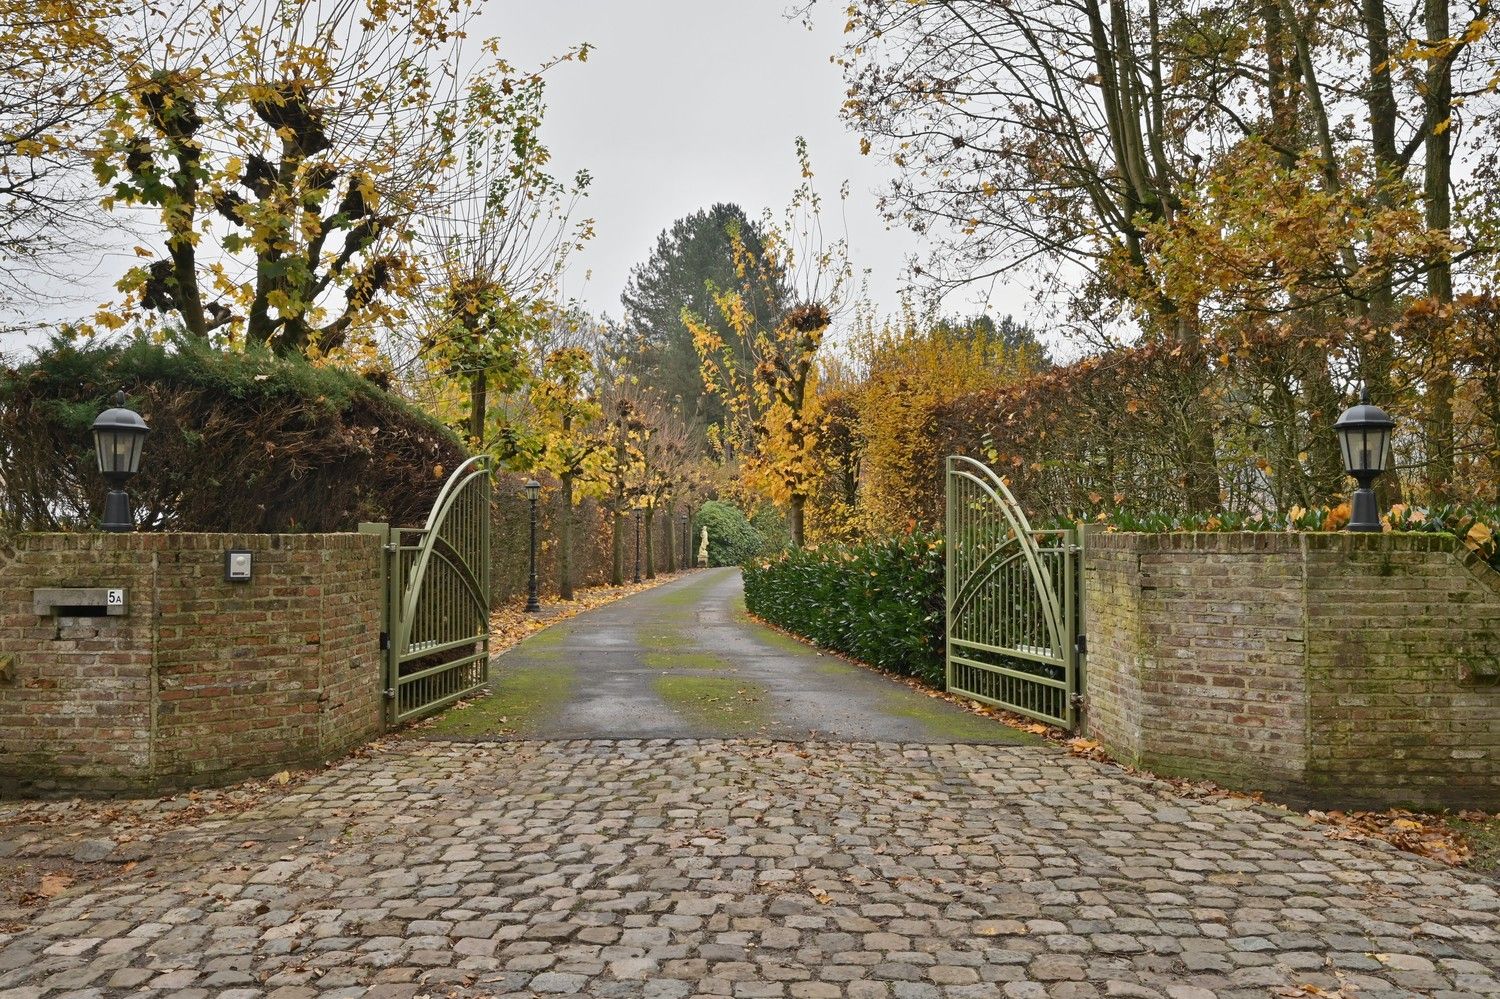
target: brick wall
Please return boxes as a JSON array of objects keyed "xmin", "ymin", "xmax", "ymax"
[
  {"xmin": 0, "ymin": 532, "xmax": 382, "ymax": 794},
  {"xmin": 1084, "ymin": 531, "xmax": 1500, "ymax": 809}
]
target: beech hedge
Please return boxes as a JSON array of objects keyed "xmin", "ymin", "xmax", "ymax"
[{"xmin": 742, "ymin": 531, "xmax": 946, "ymax": 686}]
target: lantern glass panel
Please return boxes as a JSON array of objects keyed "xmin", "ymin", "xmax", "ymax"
[
  {"xmin": 1340, "ymin": 426, "xmax": 1392, "ymax": 475},
  {"xmin": 94, "ymin": 427, "xmax": 147, "ymax": 475}
]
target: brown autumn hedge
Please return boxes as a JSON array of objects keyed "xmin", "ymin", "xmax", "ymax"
[{"xmin": 0, "ymin": 335, "xmax": 467, "ymax": 533}]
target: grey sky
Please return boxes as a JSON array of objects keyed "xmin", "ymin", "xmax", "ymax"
[{"xmin": 479, "ymin": 1, "xmax": 1022, "ymax": 323}]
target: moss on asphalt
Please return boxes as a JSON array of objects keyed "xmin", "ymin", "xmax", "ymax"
[
  {"xmin": 423, "ymin": 663, "xmax": 574, "ymax": 738},
  {"xmin": 644, "ymin": 650, "xmax": 730, "ymax": 670},
  {"xmin": 653, "ymin": 572, "xmax": 720, "ymax": 608},
  {"xmin": 880, "ymin": 690, "xmax": 1042, "ymax": 744},
  {"xmin": 654, "ymin": 675, "xmax": 768, "ymax": 732}
]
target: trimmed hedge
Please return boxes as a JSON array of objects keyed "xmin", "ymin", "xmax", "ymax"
[
  {"xmin": 743, "ymin": 531, "xmax": 946, "ymax": 686},
  {"xmin": 0, "ymin": 335, "xmax": 466, "ymax": 532}
]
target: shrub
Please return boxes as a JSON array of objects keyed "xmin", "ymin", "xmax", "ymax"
[
  {"xmin": 743, "ymin": 531, "xmax": 946, "ymax": 686},
  {"xmin": 692, "ymin": 500, "xmax": 763, "ymax": 566},
  {"xmin": 0, "ymin": 335, "xmax": 467, "ymax": 532}
]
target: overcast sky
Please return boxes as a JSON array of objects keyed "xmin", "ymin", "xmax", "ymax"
[{"xmin": 476, "ymin": 0, "xmax": 1024, "ymax": 323}]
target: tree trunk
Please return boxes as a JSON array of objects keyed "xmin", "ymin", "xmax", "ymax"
[
  {"xmin": 1424, "ymin": 0, "xmax": 1456, "ymax": 501},
  {"xmin": 611, "ymin": 504, "xmax": 624, "ymax": 586},
  {"xmin": 789, "ymin": 494, "xmax": 806, "ymax": 549},
  {"xmin": 1360, "ymin": 0, "xmax": 1405, "ymax": 507},
  {"xmin": 644, "ymin": 508, "xmax": 657, "ymax": 579},
  {"xmin": 468, "ymin": 374, "xmax": 488, "ymax": 447},
  {"xmin": 559, "ymin": 472, "xmax": 575, "ymax": 600},
  {"xmin": 663, "ymin": 499, "xmax": 676, "ymax": 573}
]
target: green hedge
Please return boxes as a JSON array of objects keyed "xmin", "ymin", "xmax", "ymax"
[
  {"xmin": 743, "ymin": 531, "xmax": 946, "ymax": 686},
  {"xmin": 693, "ymin": 500, "xmax": 765, "ymax": 566}
]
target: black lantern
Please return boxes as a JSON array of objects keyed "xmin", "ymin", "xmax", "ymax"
[
  {"xmin": 524, "ymin": 479, "xmax": 542, "ymax": 612},
  {"xmin": 1333, "ymin": 387, "xmax": 1396, "ymax": 532},
  {"xmin": 91, "ymin": 390, "xmax": 149, "ymax": 532}
]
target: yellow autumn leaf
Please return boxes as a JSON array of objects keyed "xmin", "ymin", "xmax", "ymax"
[{"xmin": 1468, "ymin": 521, "xmax": 1494, "ymax": 548}]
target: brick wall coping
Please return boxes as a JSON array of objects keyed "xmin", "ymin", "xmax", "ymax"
[
  {"xmin": 1085, "ymin": 528, "xmax": 1499, "ymax": 591},
  {"xmin": 1086, "ymin": 529, "xmax": 1458, "ymax": 554},
  {"xmin": 5, "ymin": 532, "xmax": 371, "ymax": 550}
]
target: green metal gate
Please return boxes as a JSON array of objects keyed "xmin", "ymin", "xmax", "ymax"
[
  {"xmin": 944, "ymin": 455, "xmax": 1083, "ymax": 729},
  {"xmin": 362, "ymin": 456, "xmax": 493, "ymax": 724}
]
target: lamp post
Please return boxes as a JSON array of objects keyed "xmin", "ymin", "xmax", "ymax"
[
  {"xmin": 524, "ymin": 479, "xmax": 542, "ymax": 612},
  {"xmin": 632, "ymin": 506, "xmax": 642, "ymax": 584},
  {"xmin": 680, "ymin": 510, "xmax": 690, "ymax": 571},
  {"xmin": 91, "ymin": 390, "xmax": 150, "ymax": 533},
  {"xmin": 1333, "ymin": 387, "xmax": 1396, "ymax": 532}
]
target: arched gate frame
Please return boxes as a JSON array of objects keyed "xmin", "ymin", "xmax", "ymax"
[
  {"xmin": 361, "ymin": 456, "xmax": 493, "ymax": 724},
  {"xmin": 945, "ymin": 455, "xmax": 1084, "ymax": 729}
]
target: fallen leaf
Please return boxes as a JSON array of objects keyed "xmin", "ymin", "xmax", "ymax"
[{"xmin": 38, "ymin": 874, "xmax": 73, "ymax": 898}]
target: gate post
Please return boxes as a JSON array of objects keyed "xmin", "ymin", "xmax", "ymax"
[
  {"xmin": 1073, "ymin": 520, "xmax": 1088, "ymax": 722},
  {"xmin": 358, "ymin": 521, "xmax": 396, "ymax": 727}
]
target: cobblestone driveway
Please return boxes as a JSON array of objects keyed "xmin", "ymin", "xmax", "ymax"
[{"xmin": 3, "ymin": 738, "xmax": 1498, "ymax": 998}]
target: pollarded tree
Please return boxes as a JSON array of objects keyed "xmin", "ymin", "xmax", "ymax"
[
  {"xmin": 594, "ymin": 381, "xmax": 648, "ymax": 586},
  {"xmin": 634, "ymin": 393, "xmax": 699, "ymax": 576},
  {"xmin": 411, "ymin": 70, "xmax": 593, "ymax": 447},
  {"xmin": 88, "ymin": 0, "xmax": 585, "ymax": 360},
  {"xmin": 526, "ymin": 344, "xmax": 607, "ymax": 599},
  {"xmin": 685, "ymin": 138, "xmax": 853, "ymax": 547}
]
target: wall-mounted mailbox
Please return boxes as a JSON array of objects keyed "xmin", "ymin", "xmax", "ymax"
[{"xmin": 33, "ymin": 587, "xmax": 128, "ymax": 617}]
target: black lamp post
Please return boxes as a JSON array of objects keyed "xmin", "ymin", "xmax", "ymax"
[
  {"xmin": 91, "ymin": 390, "xmax": 150, "ymax": 533},
  {"xmin": 1333, "ymin": 387, "xmax": 1396, "ymax": 532},
  {"xmin": 632, "ymin": 507, "xmax": 642, "ymax": 584},
  {"xmin": 680, "ymin": 510, "xmax": 689, "ymax": 571},
  {"xmin": 524, "ymin": 479, "xmax": 542, "ymax": 612}
]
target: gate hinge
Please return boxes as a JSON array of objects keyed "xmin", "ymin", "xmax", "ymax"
[
  {"xmin": 1069, "ymin": 692, "xmax": 1086, "ymax": 707},
  {"xmin": 383, "ymin": 687, "xmax": 396, "ymax": 700},
  {"xmin": 379, "ymin": 631, "xmax": 390, "ymax": 651},
  {"xmin": 1074, "ymin": 634, "xmax": 1087, "ymax": 655}
]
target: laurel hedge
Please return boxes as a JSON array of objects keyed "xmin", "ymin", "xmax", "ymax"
[
  {"xmin": 0, "ymin": 335, "xmax": 466, "ymax": 533},
  {"xmin": 742, "ymin": 531, "xmax": 946, "ymax": 686}
]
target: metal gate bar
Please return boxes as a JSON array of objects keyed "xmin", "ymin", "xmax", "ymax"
[
  {"xmin": 364, "ymin": 456, "xmax": 493, "ymax": 724},
  {"xmin": 944, "ymin": 455, "xmax": 1082, "ymax": 729}
]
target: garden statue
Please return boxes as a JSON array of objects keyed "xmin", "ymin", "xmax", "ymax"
[{"xmin": 698, "ymin": 526, "xmax": 709, "ymax": 567}]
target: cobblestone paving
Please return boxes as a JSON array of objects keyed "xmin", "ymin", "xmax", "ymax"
[{"xmin": 3, "ymin": 739, "xmax": 1498, "ymax": 998}]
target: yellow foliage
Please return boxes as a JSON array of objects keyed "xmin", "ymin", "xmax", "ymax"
[{"xmin": 846, "ymin": 314, "xmax": 1043, "ymax": 527}]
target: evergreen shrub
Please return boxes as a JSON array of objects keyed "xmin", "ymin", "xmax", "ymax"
[
  {"xmin": 692, "ymin": 500, "xmax": 763, "ymax": 566},
  {"xmin": 743, "ymin": 531, "xmax": 945, "ymax": 686}
]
